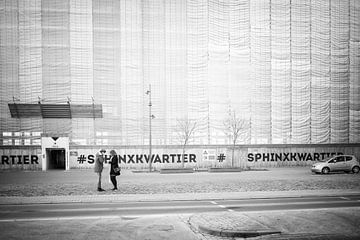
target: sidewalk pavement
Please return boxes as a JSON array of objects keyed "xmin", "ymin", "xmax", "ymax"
[{"xmin": 189, "ymin": 208, "xmax": 360, "ymax": 239}]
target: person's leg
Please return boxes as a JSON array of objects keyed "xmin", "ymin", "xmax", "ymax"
[
  {"xmin": 110, "ymin": 176, "xmax": 117, "ymax": 190},
  {"xmin": 97, "ymin": 172, "xmax": 103, "ymax": 190}
]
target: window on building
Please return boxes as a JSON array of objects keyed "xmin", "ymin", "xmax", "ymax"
[
  {"xmin": 32, "ymin": 132, "xmax": 41, "ymax": 137},
  {"xmin": 3, "ymin": 139, "xmax": 13, "ymax": 145},
  {"xmin": 32, "ymin": 139, "xmax": 41, "ymax": 145},
  {"xmin": 23, "ymin": 132, "xmax": 31, "ymax": 137},
  {"xmin": 24, "ymin": 139, "xmax": 31, "ymax": 145},
  {"xmin": 73, "ymin": 139, "xmax": 87, "ymax": 145}
]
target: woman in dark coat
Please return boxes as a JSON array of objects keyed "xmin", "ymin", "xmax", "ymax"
[{"xmin": 109, "ymin": 149, "xmax": 120, "ymax": 190}]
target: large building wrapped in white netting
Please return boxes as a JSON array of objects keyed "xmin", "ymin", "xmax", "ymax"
[{"xmin": 1, "ymin": 0, "xmax": 360, "ymax": 148}]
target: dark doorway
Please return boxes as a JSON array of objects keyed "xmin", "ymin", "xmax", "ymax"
[{"xmin": 46, "ymin": 149, "xmax": 65, "ymax": 170}]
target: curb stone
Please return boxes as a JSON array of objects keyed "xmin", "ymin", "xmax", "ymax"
[
  {"xmin": 197, "ymin": 224, "xmax": 281, "ymax": 238},
  {"xmin": 208, "ymin": 168, "xmax": 243, "ymax": 172},
  {"xmin": 160, "ymin": 168, "xmax": 194, "ymax": 174},
  {"xmin": 257, "ymin": 233, "xmax": 359, "ymax": 239},
  {"xmin": 189, "ymin": 212, "xmax": 281, "ymax": 239}
]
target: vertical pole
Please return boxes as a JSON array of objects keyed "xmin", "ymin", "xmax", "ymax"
[
  {"xmin": 92, "ymin": 97, "xmax": 96, "ymax": 145},
  {"xmin": 149, "ymin": 84, "xmax": 152, "ymax": 172}
]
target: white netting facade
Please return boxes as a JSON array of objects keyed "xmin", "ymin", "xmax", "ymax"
[{"xmin": 0, "ymin": 0, "xmax": 359, "ymax": 146}]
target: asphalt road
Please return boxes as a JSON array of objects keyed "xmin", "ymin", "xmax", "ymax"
[{"xmin": 1, "ymin": 194, "xmax": 360, "ymax": 222}]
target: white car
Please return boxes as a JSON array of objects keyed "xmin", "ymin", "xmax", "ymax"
[{"xmin": 311, "ymin": 155, "xmax": 360, "ymax": 174}]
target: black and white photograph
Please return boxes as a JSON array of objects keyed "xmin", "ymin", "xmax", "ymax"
[{"xmin": 0, "ymin": 0, "xmax": 360, "ymax": 239}]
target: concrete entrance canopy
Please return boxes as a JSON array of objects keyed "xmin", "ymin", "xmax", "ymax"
[{"xmin": 8, "ymin": 103, "xmax": 103, "ymax": 118}]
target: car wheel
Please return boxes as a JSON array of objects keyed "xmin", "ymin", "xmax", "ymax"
[
  {"xmin": 322, "ymin": 167, "xmax": 330, "ymax": 174},
  {"xmin": 352, "ymin": 166, "xmax": 360, "ymax": 174}
]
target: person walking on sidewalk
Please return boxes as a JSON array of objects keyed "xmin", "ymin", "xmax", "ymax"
[
  {"xmin": 94, "ymin": 149, "xmax": 106, "ymax": 192},
  {"xmin": 109, "ymin": 149, "xmax": 120, "ymax": 191}
]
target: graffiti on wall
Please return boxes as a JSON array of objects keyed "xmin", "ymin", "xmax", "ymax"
[
  {"xmin": 76, "ymin": 153, "xmax": 198, "ymax": 165},
  {"xmin": 0, "ymin": 147, "xmax": 356, "ymax": 169},
  {"xmin": 1, "ymin": 155, "xmax": 40, "ymax": 165},
  {"xmin": 248, "ymin": 152, "xmax": 343, "ymax": 162}
]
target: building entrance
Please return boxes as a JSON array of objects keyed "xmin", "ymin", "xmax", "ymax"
[
  {"xmin": 41, "ymin": 136, "xmax": 69, "ymax": 171},
  {"xmin": 46, "ymin": 149, "xmax": 65, "ymax": 170}
]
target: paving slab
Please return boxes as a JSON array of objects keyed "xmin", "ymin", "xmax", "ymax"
[
  {"xmin": 188, "ymin": 208, "xmax": 360, "ymax": 240},
  {"xmin": 1, "ymin": 168, "xmax": 359, "ymax": 197},
  {"xmin": 0, "ymin": 215, "xmax": 199, "ymax": 240}
]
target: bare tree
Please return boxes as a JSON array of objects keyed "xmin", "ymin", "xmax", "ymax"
[
  {"xmin": 224, "ymin": 111, "xmax": 246, "ymax": 167},
  {"xmin": 176, "ymin": 118, "xmax": 197, "ymax": 168}
]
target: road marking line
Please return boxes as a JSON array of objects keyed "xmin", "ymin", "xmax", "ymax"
[
  {"xmin": 0, "ymin": 215, "xmax": 123, "ymax": 222},
  {"xmin": 340, "ymin": 197, "xmax": 351, "ymax": 200},
  {"xmin": 236, "ymin": 206, "xmax": 360, "ymax": 213},
  {"xmin": 0, "ymin": 213, "xmax": 195, "ymax": 222},
  {"xmin": 217, "ymin": 200, "xmax": 357, "ymax": 207},
  {"xmin": 40, "ymin": 207, "xmax": 113, "ymax": 212},
  {"xmin": 0, "ymin": 205, "xmax": 217, "ymax": 214},
  {"xmin": 210, "ymin": 200, "xmax": 233, "ymax": 211},
  {"xmin": 2, "ymin": 200, "xmax": 358, "ymax": 215}
]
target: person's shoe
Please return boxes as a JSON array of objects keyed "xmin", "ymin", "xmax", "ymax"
[
  {"xmin": 97, "ymin": 188, "xmax": 105, "ymax": 192},
  {"xmin": 111, "ymin": 188, "xmax": 118, "ymax": 191}
]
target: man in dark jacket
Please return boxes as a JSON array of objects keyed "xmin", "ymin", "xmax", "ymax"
[{"xmin": 94, "ymin": 149, "xmax": 106, "ymax": 191}]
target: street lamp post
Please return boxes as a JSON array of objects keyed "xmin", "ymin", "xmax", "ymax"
[{"xmin": 146, "ymin": 84, "xmax": 154, "ymax": 172}]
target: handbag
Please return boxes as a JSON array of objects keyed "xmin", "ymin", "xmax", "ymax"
[{"xmin": 114, "ymin": 167, "xmax": 121, "ymax": 176}]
